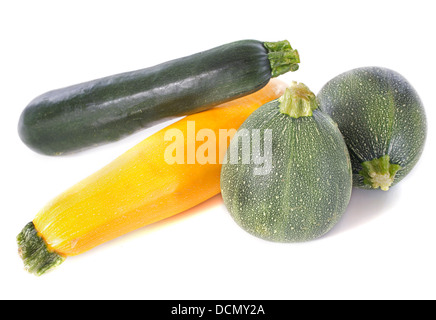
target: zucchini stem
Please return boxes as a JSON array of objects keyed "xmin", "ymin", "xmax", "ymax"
[
  {"xmin": 17, "ymin": 222, "xmax": 65, "ymax": 276},
  {"xmin": 359, "ymin": 155, "xmax": 402, "ymax": 191},
  {"xmin": 278, "ymin": 82, "xmax": 318, "ymax": 118},
  {"xmin": 264, "ymin": 40, "xmax": 300, "ymax": 77}
]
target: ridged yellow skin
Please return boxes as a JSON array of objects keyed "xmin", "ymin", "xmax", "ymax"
[{"xmin": 33, "ymin": 79, "xmax": 287, "ymax": 256}]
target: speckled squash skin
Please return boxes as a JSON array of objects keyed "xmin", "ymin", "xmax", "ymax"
[
  {"xmin": 317, "ymin": 67, "xmax": 427, "ymax": 189},
  {"xmin": 220, "ymin": 96, "xmax": 352, "ymax": 242}
]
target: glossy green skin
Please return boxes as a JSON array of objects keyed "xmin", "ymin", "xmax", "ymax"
[
  {"xmin": 220, "ymin": 100, "xmax": 352, "ymax": 242},
  {"xmin": 317, "ymin": 67, "xmax": 427, "ymax": 188},
  {"xmin": 19, "ymin": 40, "xmax": 272, "ymax": 155}
]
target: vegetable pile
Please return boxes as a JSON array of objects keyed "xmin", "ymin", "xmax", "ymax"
[{"xmin": 16, "ymin": 39, "xmax": 427, "ymax": 275}]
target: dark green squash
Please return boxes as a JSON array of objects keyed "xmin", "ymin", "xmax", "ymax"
[
  {"xmin": 18, "ymin": 39, "xmax": 299, "ymax": 155},
  {"xmin": 220, "ymin": 82, "xmax": 352, "ymax": 242},
  {"xmin": 317, "ymin": 67, "xmax": 427, "ymax": 191}
]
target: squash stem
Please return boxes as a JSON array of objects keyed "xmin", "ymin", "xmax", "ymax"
[
  {"xmin": 359, "ymin": 155, "xmax": 402, "ymax": 191},
  {"xmin": 17, "ymin": 222, "xmax": 66, "ymax": 276},
  {"xmin": 278, "ymin": 82, "xmax": 318, "ymax": 118},
  {"xmin": 264, "ymin": 40, "xmax": 300, "ymax": 77}
]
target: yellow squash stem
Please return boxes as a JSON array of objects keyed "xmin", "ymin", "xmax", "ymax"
[{"xmin": 17, "ymin": 79, "xmax": 287, "ymax": 275}]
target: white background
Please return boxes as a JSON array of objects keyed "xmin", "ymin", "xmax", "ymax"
[{"xmin": 1, "ymin": 0, "xmax": 435, "ymax": 300}]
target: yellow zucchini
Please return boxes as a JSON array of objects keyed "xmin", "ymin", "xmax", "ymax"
[{"xmin": 17, "ymin": 79, "xmax": 287, "ymax": 275}]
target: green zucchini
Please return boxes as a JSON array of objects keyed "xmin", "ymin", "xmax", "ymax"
[
  {"xmin": 18, "ymin": 40, "xmax": 299, "ymax": 155},
  {"xmin": 220, "ymin": 82, "xmax": 352, "ymax": 242},
  {"xmin": 317, "ymin": 67, "xmax": 427, "ymax": 191}
]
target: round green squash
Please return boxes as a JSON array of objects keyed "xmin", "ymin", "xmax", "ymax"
[
  {"xmin": 317, "ymin": 67, "xmax": 427, "ymax": 191},
  {"xmin": 220, "ymin": 82, "xmax": 352, "ymax": 242}
]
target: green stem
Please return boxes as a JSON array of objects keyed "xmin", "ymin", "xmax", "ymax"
[
  {"xmin": 278, "ymin": 82, "xmax": 318, "ymax": 118},
  {"xmin": 359, "ymin": 155, "xmax": 402, "ymax": 191},
  {"xmin": 264, "ymin": 40, "xmax": 300, "ymax": 77},
  {"xmin": 17, "ymin": 222, "xmax": 65, "ymax": 276}
]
